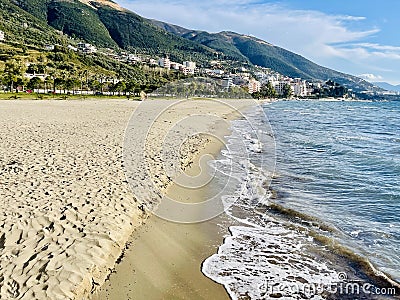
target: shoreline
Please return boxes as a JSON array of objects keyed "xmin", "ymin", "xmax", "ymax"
[
  {"xmin": 0, "ymin": 98, "xmax": 257, "ymax": 300},
  {"xmin": 92, "ymin": 99, "xmax": 256, "ymax": 299},
  {"xmin": 1, "ymin": 99, "xmax": 398, "ymax": 299},
  {"xmin": 0, "ymin": 98, "xmax": 256, "ymax": 299}
]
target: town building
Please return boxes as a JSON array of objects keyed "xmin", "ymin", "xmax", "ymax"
[
  {"xmin": 290, "ymin": 78, "xmax": 309, "ymax": 97},
  {"xmin": 77, "ymin": 42, "xmax": 97, "ymax": 54},
  {"xmin": 148, "ymin": 58, "xmax": 158, "ymax": 66},
  {"xmin": 183, "ymin": 61, "xmax": 196, "ymax": 74},
  {"xmin": 170, "ymin": 62, "xmax": 182, "ymax": 70},
  {"xmin": 44, "ymin": 45, "xmax": 55, "ymax": 51},
  {"xmin": 158, "ymin": 57, "xmax": 171, "ymax": 69},
  {"xmin": 180, "ymin": 66, "xmax": 195, "ymax": 75},
  {"xmin": 213, "ymin": 69, "xmax": 224, "ymax": 75},
  {"xmin": 248, "ymin": 79, "xmax": 261, "ymax": 94},
  {"xmin": 67, "ymin": 45, "xmax": 78, "ymax": 52},
  {"xmin": 183, "ymin": 61, "xmax": 196, "ymax": 69},
  {"xmin": 274, "ymin": 80, "xmax": 292, "ymax": 95},
  {"xmin": 24, "ymin": 73, "xmax": 48, "ymax": 81},
  {"xmin": 232, "ymin": 74, "xmax": 249, "ymax": 86},
  {"xmin": 222, "ymin": 77, "xmax": 233, "ymax": 89}
]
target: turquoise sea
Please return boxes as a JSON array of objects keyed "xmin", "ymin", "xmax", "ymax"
[{"xmin": 203, "ymin": 100, "xmax": 400, "ymax": 299}]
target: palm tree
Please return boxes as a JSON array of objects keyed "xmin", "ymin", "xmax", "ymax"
[
  {"xmin": 4, "ymin": 60, "xmax": 26, "ymax": 92},
  {"xmin": 80, "ymin": 70, "xmax": 88, "ymax": 95},
  {"xmin": 27, "ymin": 77, "xmax": 43, "ymax": 93}
]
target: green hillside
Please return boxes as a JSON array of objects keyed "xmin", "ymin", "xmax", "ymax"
[
  {"xmin": 11, "ymin": 0, "xmax": 218, "ymax": 64},
  {"xmin": 181, "ymin": 31, "xmax": 249, "ymax": 63},
  {"xmin": 46, "ymin": 1, "xmax": 117, "ymax": 47},
  {"xmin": 94, "ymin": 5, "xmax": 215, "ymax": 63},
  {"xmin": 0, "ymin": 0, "xmax": 63, "ymax": 46},
  {"xmin": 2, "ymin": 0, "xmax": 384, "ymax": 94},
  {"xmin": 150, "ymin": 22, "xmax": 381, "ymax": 93}
]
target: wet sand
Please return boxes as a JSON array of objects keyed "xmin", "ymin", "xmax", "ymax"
[{"xmin": 92, "ymin": 99, "xmax": 255, "ymax": 299}]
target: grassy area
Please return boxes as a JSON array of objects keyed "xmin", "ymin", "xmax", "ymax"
[{"xmin": 0, "ymin": 92, "xmax": 142, "ymax": 101}]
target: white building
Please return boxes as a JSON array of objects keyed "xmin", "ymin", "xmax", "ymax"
[
  {"xmin": 149, "ymin": 58, "xmax": 158, "ymax": 66},
  {"xmin": 0, "ymin": 30, "xmax": 5, "ymax": 41},
  {"xmin": 67, "ymin": 45, "xmax": 78, "ymax": 52},
  {"xmin": 274, "ymin": 80, "xmax": 292, "ymax": 96},
  {"xmin": 183, "ymin": 61, "xmax": 196, "ymax": 69},
  {"xmin": 290, "ymin": 79, "xmax": 309, "ymax": 97},
  {"xmin": 128, "ymin": 54, "xmax": 141, "ymax": 63},
  {"xmin": 248, "ymin": 79, "xmax": 261, "ymax": 94},
  {"xmin": 183, "ymin": 61, "xmax": 196, "ymax": 74},
  {"xmin": 77, "ymin": 42, "xmax": 97, "ymax": 54},
  {"xmin": 222, "ymin": 77, "xmax": 233, "ymax": 89},
  {"xmin": 210, "ymin": 69, "xmax": 225, "ymax": 77},
  {"xmin": 158, "ymin": 57, "xmax": 171, "ymax": 70},
  {"xmin": 24, "ymin": 73, "xmax": 48, "ymax": 80},
  {"xmin": 44, "ymin": 45, "xmax": 55, "ymax": 51},
  {"xmin": 180, "ymin": 66, "xmax": 195, "ymax": 75}
]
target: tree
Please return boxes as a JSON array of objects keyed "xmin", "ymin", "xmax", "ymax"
[
  {"xmin": 113, "ymin": 81, "xmax": 126, "ymax": 96},
  {"xmin": 64, "ymin": 77, "xmax": 80, "ymax": 94},
  {"xmin": 27, "ymin": 77, "xmax": 43, "ymax": 92},
  {"xmin": 282, "ymin": 83, "xmax": 293, "ymax": 99},
  {"xmin": 44, "ymin": 77, "xmax": 53, "ymax": 93},
  {"xmin": 89, "ymin": 79, "xmax": 101, "ymax": 93},
  {"xmin": 3, "ymin": 60, "xmax": 26, "ymax": 92},
  {"xmin": 260, "ymin": 81, "xmax": 277, "ymax": 98}
]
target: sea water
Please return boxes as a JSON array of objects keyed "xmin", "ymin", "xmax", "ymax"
[{"xmin": 202, "ymin": 100, "xmax": 400, "ymax": 299}]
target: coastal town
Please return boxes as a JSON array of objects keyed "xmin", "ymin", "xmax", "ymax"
[{"xmin": 0, "ymin": 30, "xmax": 388, "ymax": 99}]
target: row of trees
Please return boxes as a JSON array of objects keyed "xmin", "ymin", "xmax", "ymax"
[
  {"xmin": 0, "ymin": 49, "xmax": 187, "ymax": 96},
  {"xmin": 251, "ymin": 80, "xmax": 348, "ymax": 100},
  {"xmin": 252, "ymin": 81, "xmax": 292, "ymax": 99},
  {"xmin": 153, "ymin": 78, "xmax": 251, "ymax": 99},
  {"xmin": 0, "ymin": 61, "xmax": 162, "ymax": 96}
]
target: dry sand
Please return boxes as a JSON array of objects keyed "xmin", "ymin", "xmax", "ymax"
[
  {"xmin": 0, "ymin": 98, "xmax": 255, "ymax": 299},
  {"xmin": 0, "ymin": 100, "xmax": 145, "ymax": 299}
]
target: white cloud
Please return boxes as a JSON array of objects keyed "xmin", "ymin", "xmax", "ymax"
[
  {"xmin": 117, "ymin": 0, "xmax": 376, "ymax": 59},
  {"xmin": 335, "ymin": 16, "xmax": 366, "ymax": 21},
  {"xmin": 358, "ymin": 73, "xmax": 383, "ymax": 81},
  {"xmin": 116, "ymin": 0, "xmax": 400, "ymax": 83}
]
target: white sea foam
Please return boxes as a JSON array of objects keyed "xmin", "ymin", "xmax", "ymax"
[{"xmin": 202, "ymin": 114, "xmax": 340, "ymax": 300}]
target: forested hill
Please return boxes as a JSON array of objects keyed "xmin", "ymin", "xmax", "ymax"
[
  {"xmin": 0, "ymin": 0, "xmax": 382, "ymax": 93},
  {"xmin": 8, "ymin": 0, "xmax": 219, "ymax": 64},
  {"xmin": 151, "ymin": 21, "xmax": 380, "ymax": 93}
]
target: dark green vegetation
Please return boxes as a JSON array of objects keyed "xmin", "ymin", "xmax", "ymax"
[
  {"xmin": 10, "ymin": 0, "xmax": 218, "ymax": 65},
  {"xmin": 152, "ymin": 77, "xmax": 251, "ymax": 99},
  {"xmin": 315, "ymin": 80, "xmax": 348, "ymax": 98},
  {"xmin": 251, "ymin": 81, "xmax": 277, "ymax": 99},
  {"xmin": 0, "ymin": 0, "xmax": 63, "ymax": 46}
]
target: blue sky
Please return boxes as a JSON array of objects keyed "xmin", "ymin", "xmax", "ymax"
[{"xmin": 116, "ymin": 0, "xmax": 400, "ymax": 84}]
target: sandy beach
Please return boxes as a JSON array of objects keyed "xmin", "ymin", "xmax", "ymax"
[{"xmin": 0, "ymin": 98, "xmax": 255, "ymax": 299}]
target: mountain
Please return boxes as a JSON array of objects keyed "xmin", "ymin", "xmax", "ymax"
[
  {"xmin": 9, "ymin": 0, "xmax": 217, "ymax": 64},
  {"xmin": 150, "ymin": 20, "xmax": 382, "ymax": 93},
  {"xmin": 1, "ymin": 0, "xmax": 385, "ymax": 94},
  {"xmin": 372, "ymin": 82, "xmax": 400, "ymax": 93},
  {"xmin": 0, "ymin": 0, "xmax": 65, "ymax": 46}
]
